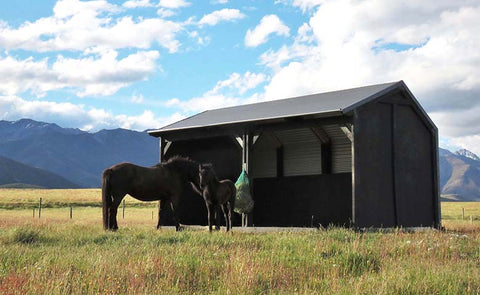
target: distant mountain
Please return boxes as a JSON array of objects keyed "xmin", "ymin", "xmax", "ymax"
[
  {"xmin": 0, "ymin": 119, "xmax": 158, "ymax": 188},
  {"xmin": 455, "ymin": 149, "xmax": 480, "ymax": 161},
  {"xmin": 0, "ymin": 154, "xmax": 79, "ymax": 188},
  {"xmin": 439, "ymin": 148, "xmax": 480, "ymax": 201}
]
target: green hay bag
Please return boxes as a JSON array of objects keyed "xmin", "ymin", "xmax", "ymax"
[{"xmin": 234, "ymin": 170, "xmax": 254, "ymax": 214}]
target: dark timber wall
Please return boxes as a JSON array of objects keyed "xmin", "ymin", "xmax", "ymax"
[
  {"xmin": 253, "ymin": 173, "xmax": 352, "ymax": 227},
  {"xmin": 353, "ymin": 92, "xmax": 436, "ymax": 228}
]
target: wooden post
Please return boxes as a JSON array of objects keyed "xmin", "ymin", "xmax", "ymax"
[
  {"xmin": 70, "ymin": 206, "xmax": 73, "ymax": 219},
  {"xmin": 462, "ymin": 208, "xmax": 465, "ymax": 220},
  {"xmin": 33, "ymin": 208, "xmax": 35, "ymax": 218},
  {"xmin": 38, "ymin": 198, "xmax": 42, "ymax": 219},
  {"xmin": 122, "ymin": 199, "xmax": 126, "ymax": 219},
  {"xmin": 470, "ymin": 215, "xmax": 473, "ymax": 224},
  {"xmin": 152, "ymin": 211, "xmax": 154, "ymax": 220}
]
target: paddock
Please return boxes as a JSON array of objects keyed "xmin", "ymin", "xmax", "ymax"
[{"xmin": 148, "ymin": 81, "xmax": 440, "ymax": 229}]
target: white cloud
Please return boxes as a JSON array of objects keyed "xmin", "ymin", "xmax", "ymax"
[
  {"xmin": 131, "ymin": 94, "xmax": 144, "ymax": 104},
  {"xmin": 157, "ymin": 8, "xmax": 176, "ymax": 17},
  {"xmin": 165, "ymin": 71, "xmax": 267, "ymax": 112},
  {"xmin": 157, "ymin": 0, "xmax": 191, "ymax": 9},
  {"xmin": 259, "ymin": 0, "xmax": 480, "ymax": 150},
  {"xmin": 0, "ymin": 0, "xmax": 183, "ymax": 53},
  {"xmin": 123, "ymin": 0, "xmax": 154, "ymax": 8},
  {"xmin": 292, "ymin": 0, "xmax": 322, "ymax": 12},
  {"xmin": 0, "ymin": 49, "xmax": 160, "ymax": 97},
  {"xmin": 0, "ymin": 95, "xmax": 184, "ymax": 131},
  {"xmin": 211, "ymin": 0, "xmax": 228, "ymax": 4},
  {"xmin": 245, "ymin": 15, "xmax": 290, "ymax": 47},
  {"xmin": 198, "ymin": 9, "xmax": 246, "ymax": 26}
]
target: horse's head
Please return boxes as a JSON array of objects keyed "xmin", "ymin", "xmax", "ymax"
[{"xmin": 199, "ymin": 164, "xmax": 215, "ymax": 189}]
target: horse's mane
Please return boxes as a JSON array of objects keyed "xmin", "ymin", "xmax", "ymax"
[{"xmin": 156, "ymin": 156, "xmax": 199, "ymax": 174}]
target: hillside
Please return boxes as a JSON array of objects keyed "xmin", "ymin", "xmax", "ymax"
[
  {"xmin": 0, "ymin": 154, "xmax": 79, "ymax": 189},
  {"xmin": 0, "ymin": 119, "xmax": 158, "ymax": 188},
  {"xmin": 439, "ymin": 148, "xmax": 480, "ymax": 201}
]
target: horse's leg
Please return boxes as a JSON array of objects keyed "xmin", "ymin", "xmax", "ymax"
[
  {"xmin": 215, "ymin": 206, "xmax": 221, "ymax": 231},
  {"xmin": 109, "ymin": 194, "xmax": 123, "ymax": 230},
  {"xmin": 221, "ymin": 204, "xmax": 229, "ymax": 232},
  {"xmin": 170, "ymin": 197, "xmax": 182, "ymax": 232},
  {"xmin": 227, "ymin": 201, "xmax": 232, "ymax": 232},
  {"xmin": 157, "ymin": 200, "xmax": 169, "ymax": 230},
  {"xmin": 206, "ymin": 203, "xmax": 215, "ymax": 232}
]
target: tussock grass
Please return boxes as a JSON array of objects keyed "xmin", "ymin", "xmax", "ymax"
[
  {"xmin": 0, "ymin": 224, "xmax": 479, "ymax": 294},
  {"xmin": 0, "ymin": 190, "xmax": 479, "ymax": 293}
]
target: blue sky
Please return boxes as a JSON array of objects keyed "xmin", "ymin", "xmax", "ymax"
[{"xmin": 0, "ymin": 0, "xmax": 480, "ymax": 154}]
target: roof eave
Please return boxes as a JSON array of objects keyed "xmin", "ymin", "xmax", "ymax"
[{"xmin": 148, "ymin": 110, "xmax": 344, "ymax": 137}]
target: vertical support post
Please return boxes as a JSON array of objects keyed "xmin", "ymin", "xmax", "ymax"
[
  {"xmin": 33, "ymin": 208, "xmax": 35, "ymax": 218},
  {"xmin": 351, "ymin": 112, "xmax": 356, "ymax": 227},
  {"xmin": 462, "ymin": 208, "xmax": 465, "ymax": 220},
  {"xmin": 38, "ymin": 198, "xmax": 42, "ymax": 219},
  {"xmin": 321, "ymin": 143, "xmax": 332, "ymax": 174},
  {"xmin": 122, "ymin": 199, "xmax": 126, "ymax": 219},
  {"xmin": 432, "ymin": 127, "xmax": 441, "ymax": 229},
  {"xmin": 70, "ymin": 206, "xmax": 73, "ymax": 219},
  {"xmin": 242, "ymin": 131, "xmax": 253, "ymax": 227}
]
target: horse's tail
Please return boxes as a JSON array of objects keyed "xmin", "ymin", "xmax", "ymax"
[{"xmin": 102, "ymin": 169, "xmax": 113, "ymax": 230}]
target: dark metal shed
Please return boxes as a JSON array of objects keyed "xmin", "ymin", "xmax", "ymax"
[{"xmin": 149, "ymin": 81, "xmax": 441, "ymax": 229}]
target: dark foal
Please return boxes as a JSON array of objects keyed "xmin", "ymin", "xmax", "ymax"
[{"xmin": 199, "ymin": 164, "xmax": 236, "ymax": 232}]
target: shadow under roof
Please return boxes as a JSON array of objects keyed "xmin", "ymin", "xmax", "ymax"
[{"xmin": 149, "ymin": 81, "xmax": 402, "ymax": 135}]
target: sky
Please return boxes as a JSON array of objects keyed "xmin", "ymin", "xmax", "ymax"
[{"xmin": 0, "ymin": 0, "xmax": 479, "ymax": 154}]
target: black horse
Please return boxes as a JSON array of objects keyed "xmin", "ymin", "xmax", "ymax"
[
  {"xmin": 101, "ymin": 156, "xmax": 201, "ymax": 231},
  {"xmin": 199, "ymin": 164, "xmax": 236, "ymax": 232}
]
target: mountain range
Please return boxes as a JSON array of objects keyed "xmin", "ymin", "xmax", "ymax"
[
  {"xmin": 0, "ymin": 119, "xmax": 158, "ymax": 188},
  {"xmin": 0, "ymin": 118, "xmax": 479, "ymax": 201}
]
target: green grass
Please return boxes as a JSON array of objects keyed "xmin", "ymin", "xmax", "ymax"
[
  {"xmin": 0, "ymin": 224, "xmax": 479, "ymax": 294},
  {"xmin": 0, "ymin": 189, "xmax": 479, "ymax": 294}
]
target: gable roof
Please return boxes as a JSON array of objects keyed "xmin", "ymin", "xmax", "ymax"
[{"xmin": 149, "ymin": 81, "xmax": 406, "ymax": 135}]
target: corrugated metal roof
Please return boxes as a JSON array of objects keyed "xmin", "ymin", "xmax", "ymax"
[{"xmin": 150, "ymin": 81, "xmax": 401, "ymax": 134}]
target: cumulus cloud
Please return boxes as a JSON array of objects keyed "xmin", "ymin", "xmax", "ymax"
[
  {"xmin": 157, "ymin": 0, "xmax": 191, "ymax": 9},
  {"xmin": 0, "ymin": 95, "xmax": 184, "ymax": 131},
  {"xmin": 198, "ymin": 8, "xmax": 246, "ymax": 26},
  {"xmin": 259, "ymin": 0, "xmax": 480, "ymax": 151},
  {"xmin": 0, "ymin": 0, "xmax": 183, "ymax": 53},
  {"xmin": 245, "ymin": 15, "xmax": 290, "ymax": 47},
  {"xmin": 122, "ymin": 0, "xmax": 154, "ymax": 8},
  {"xmin": 165, "ymin": 71, "xmax": 267, "ymax": 112},
  {"xmin": 0, "ymin": 48, "xmax": 160, "ymax": 97}
]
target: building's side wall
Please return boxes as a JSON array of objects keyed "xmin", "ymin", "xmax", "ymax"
[
  {"xmin": 253, "ymin": 173, "xmax": 352, "ymax": 227},
  {"xmin": 354, "ymin": 92, "xmax": 437, "ymax": 228},
  {"xmin": 394, "ymin": 104, "xmax": 435, "ymax": 226}
]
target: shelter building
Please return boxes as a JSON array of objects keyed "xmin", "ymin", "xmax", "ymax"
[{"xmin": 149, "ymin": 81, "xmax": 441, "ymax": 228}]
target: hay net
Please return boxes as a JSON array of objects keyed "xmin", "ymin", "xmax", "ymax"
[{"xmin": 234, "ymin": 170, "xmax": 254, "ymax": 214}]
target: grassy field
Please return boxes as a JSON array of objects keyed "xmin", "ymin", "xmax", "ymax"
[{"xmin": 0, "ymin": 189, "xmax": 480, "ymax": 294}]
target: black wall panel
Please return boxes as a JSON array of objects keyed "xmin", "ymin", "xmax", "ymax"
[{"xmin": 253, "ymin": 173, "xmax": 352, "ymax": 227}]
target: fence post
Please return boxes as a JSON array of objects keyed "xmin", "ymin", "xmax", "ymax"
[
  {"xmin": 470, "ymin": 215, "xmax": 473, "ymax": 224},
  {"xmin": 462, "ymin": 208, "xmax": 465, "ymax": 220},
  {"xmin": 122, "ymin": 199, "xmax": 126, "ymax": 219},
  {"xmin": 38, "ymin": 198, "xmax": 42, "ymax": 219},
  {"xmin": 33, "ymin": 208, "xmax": 35, "ymax": 218},
  {"xmin": 70, "ymin": 206, "xmax": 73, "ymax": 219}
]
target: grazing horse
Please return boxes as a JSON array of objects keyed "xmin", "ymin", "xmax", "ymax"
[
  {"xmin": 199, "ymin": 164, "xmax": 236, "ymax": 232},
  {"xmin": 101, "ymin": 156, "xmax": 201, "ymax": 231}
]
